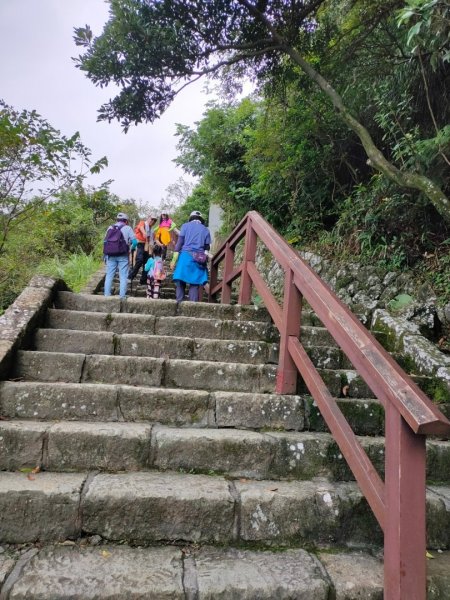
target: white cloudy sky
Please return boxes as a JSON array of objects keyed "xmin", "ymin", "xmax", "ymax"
[{"xmin": 0, "ymin": 0, "xmax": 214, "ymax": 205}]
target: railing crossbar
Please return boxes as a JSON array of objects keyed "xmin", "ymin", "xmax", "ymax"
[
  {"xmin": 288, "ymin": 336, "xmax": 386, "ymax": 526},
  {"xmin": 210, "ymin": 210, "xmax": 450, "ymax": 600}
]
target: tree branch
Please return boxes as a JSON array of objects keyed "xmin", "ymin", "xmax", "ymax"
[{"xmin": 236, "ymin": 0, "xmax": 450, "ymax": 224}]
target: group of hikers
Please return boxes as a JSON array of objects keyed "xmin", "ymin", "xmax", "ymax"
[{"xmin": 103, "ymin": 210, "xmax": 211, "ymax": 303}]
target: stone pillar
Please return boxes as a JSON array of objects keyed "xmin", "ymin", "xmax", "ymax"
[{"xmin": 208, "ymin": 204, "xmax": 224, "ymax": 252}]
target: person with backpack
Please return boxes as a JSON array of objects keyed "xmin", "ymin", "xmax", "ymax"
[
  {"xmin": 103, "ymin": 212, "xmax": 137, "ymax": 299},
  {"xmin": 144, "ymin": 245, "xmax": 166, "ymax": 299},
  {"xmin": 153, "ymin": 212, "xmax": 176, "ymax": 260},
  {"xmin": 129, "ymin": 214, "xmax": 158, "ymax": 285},
  {"xmin": 170, "ymin": 210, "xmax": 211, "ymax": 303}
]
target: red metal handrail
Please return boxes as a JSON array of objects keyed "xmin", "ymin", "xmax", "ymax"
[{"xmin": 209, "ymin": 211, "xmax": 450, "ymax": 600}]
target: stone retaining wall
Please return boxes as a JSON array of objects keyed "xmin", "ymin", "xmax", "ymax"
[
  {"xmin": 253, "ymin": 246, "xmax": 450, "ymax": 403},
  {"xmin": 80, "ymin": 265, "xmax": 106, "ymax": 295},
  {"xmin": 0, "ymin": 276, "xmax": 68, "ymax": 379}
]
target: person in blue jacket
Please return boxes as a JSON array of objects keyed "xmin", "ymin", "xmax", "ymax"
[{"xmin": 170, "ymin": 210, "xmax": 211, "ymax": 303}]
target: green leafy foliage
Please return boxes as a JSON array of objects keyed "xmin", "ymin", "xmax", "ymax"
[
  {"xmin": 0, "ymin": 99, "xmax": 108, "ymax": 252},
  {"xmin": 37, "ymin": 252, "xmax": 102, "ymax": 292},
  {"xmin": 397, "ymin": 0, "xmax": 450, "ymax": 69},
  {"xmin": 0, "ymin": 183, "xmax": 125, "ymax": 312}
]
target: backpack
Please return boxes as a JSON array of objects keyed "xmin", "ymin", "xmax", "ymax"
[
  {"xmin": 153, "ymin": 258, "xmax": 167, "ymax": 281},
  {"xmin": 103, "ymin": 224, "xmax": 129, "ymax": 256},
  {"xmin": 134, "ymin": 220, "xmax": 146, "ymax": 242}
]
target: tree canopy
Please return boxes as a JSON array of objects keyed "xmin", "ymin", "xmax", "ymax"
[{"xmin": 75, "ymin": 0, "xmax": 450, "ymax": 222}]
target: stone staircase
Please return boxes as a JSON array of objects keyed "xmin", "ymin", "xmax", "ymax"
[{"xmin": 0, "ymin": 281, "xmax": 450, "ymax": 597}]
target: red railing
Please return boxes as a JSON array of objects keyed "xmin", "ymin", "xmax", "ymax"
[{"xmin": 209, "ymin": 211, "xmax": 450, "ymax": 600}]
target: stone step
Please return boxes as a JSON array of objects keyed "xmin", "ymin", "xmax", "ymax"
[
  {"xmin": 33, "ymin": 329, "xmax": 278, "ymax": 365},
  {"xmin": 46, "ymin": 309, "xmax": 280, "ymax": 342},
  {"xmin": 0, "ymin": 381, "xmax": 385, "ymax": 435},
  {"xmin": 0, "ymin": 543, "xmax": 342, "ymax": 600},
  {"xmin": 0, "ymin": 420, "xmax": 448, "ymax": 483},
  {"xmin": 0, "ymin": 471, "xmax": 449, "ymax": 551},
  {"xmin": 34, "ymin": 328, "xmax": 348, "ymax": 370},
  {"xmin": 4, "ymin": 543, "xmax": 450, "ymax": 599},
  {"xmin": 13, "ymin": 351, "xmax": 277, "ymax": 393},
  {"xmin": 305, "ymin": 395, "xmax": 385, "ymax": 436},
  {"xmin": 55, "ymin": 291, "xmax": 271, "ymax": 322}
]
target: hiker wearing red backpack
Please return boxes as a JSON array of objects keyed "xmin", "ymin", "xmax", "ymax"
[{"xmin": 103, "ymin": 213, "xmax": 137, "ymax": 299}]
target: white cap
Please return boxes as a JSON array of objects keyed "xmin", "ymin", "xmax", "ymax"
[{"xmin": 117, "ymin": 212, "xmax": 129, "ymax": 221}]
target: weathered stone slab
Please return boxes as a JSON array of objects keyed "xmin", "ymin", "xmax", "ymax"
[
  {"xmin": 236, "ymin": 478, "xmax": 379, "ymax": 546},
  {"xmin": 301, "ymin": 326, "xmax": 338, "ymax": 347},
  {"xmin": 28, "ymin": 275, "xmax": 64, "ymax": 290},
  {"xmin": 237, "ymin": 478, "xmax": 331, "ymax": 543},
  {"xmin": 214, "ymin": 391, "xmax": 305, "ymax": 430},
  {"xmin": 164, "ymin": 359, "xmax": 276, "ymax": 393},
  {"xmin": 55, "ymin": 292, "xmax": 121, "ymax": 313},
  {"xmin": 267, "ymin": 431, "xmax": 333, "ymax": 479},
  {"xmin": 178, "ymin": 302, "xmax": 270, "ymax": 322},
  {"xmin": 372, "ymin": 308, "xmax": 422, "ymax": 352},
  {"xmin": 109, "ymin": 312, "xmax": 156, "ymax": 335},
  {"xmin": 14, "ymin": 350, "xmax": 85, "ymax": 383},
  {"xmin": 0, "ymin": 381, "xmax": 119, "ymax": 421},
  {"xmin": 300, "ymin": 369, "xmax": 342, "ymax": 397},
  {"xmin": 192, "ymin": 338, "xmax": 271, "ymax": 364},
  {"xmin": 82, "ymin": 472, "xmax": 234, "ymax": 543},
  {"xmin": 46, "ymin": 309, "xmax": 112, "ymax": 332},
  {"xmin": 46, "ymin": 422, "xmax": 152, "ymax": 471},
  {"xmin": 81, "ymin": 355, "xmax": 164, "ymax": 387},
  {"xmin": 1, "ymin": 287, "xmax": 52, "ymax": 335},
  {"xmin": 220, "ymin": 319, "xmax": 279, "ymax": 342},
  {"xmin": 34, "ymin": 329, "xmax": 115, "ymax": 355},
  {"xmin": 194, "ymin": 547, "xmax": 330, "ymax": 599},
  {"xmin": 124, "ymin": 297, "xmax": 178, "ymax": 316},
  {"xmin": 155, "ymin": 316, "xmax": 222, "ymax": 339},
  {"xmin": 427, "ymin": 441, "xmax": 450, "ymax": 484},
  {"xmin": 319, "ymin": 553, "xmax": 383, "ymax": 600},
  {"xmin": 0, "ymin": 472, "xmax": 85, "ymax": 543},
  {"xmin": 402, "ymin": 334, "xmax": 450, "ymax": 377},
  {"xmin": 325, "ymin": 435, "xmax": 386, "ymax": 482},
  {"xmin": 47, "ymin": 309, "xmax": 158, "ymax": 336},
  {"xmin": 331, "ymin": 370, "xmax": 376, "ymax": 399},
  {"xmin": 427, "ymin": 551, "xmax": 450, "ymax": 599},
  {"xmin": 0, "ymin": 554, "xmax": 17, "ymax": 589},
  {"xmin": 153, "ymin": 427, "xmax": 278, "ymax": 478},
  {"xmin": 118, "ymin": 334, "xmax": 194, "ymax": 359},
  {"xmin": 118, "ymin": 385, "xmax": 212, "ymax": 426},
  {"xmin": 0, "ymin": 421, "xmax": 48, "ymax": 470},
  {"xmin": 426, "ymin": 486, "xmax": 450, "ymax": 550},
  {"xmin": 0, "ymin": 284, "xmax": 55, "ymax": 379},
  {"xmin": 8, "ymin": 546, "xmax": 184, "ymax": 599},
  {"xmin": 305, "ymin": 346, "xmax": 342, "ymax": 370},
  {"xmin": 305, "ymin": 396, "xmax": 385, "ymax": 436}
]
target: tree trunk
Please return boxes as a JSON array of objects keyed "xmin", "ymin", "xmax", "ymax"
[{"xmin": 284, "ymin": 45, "xmax": 450, "ymax": 224}]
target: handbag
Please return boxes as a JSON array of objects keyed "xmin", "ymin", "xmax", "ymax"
[{"xmin": 191, "ymin": 250, "xmax": 208, "ymax": 266}]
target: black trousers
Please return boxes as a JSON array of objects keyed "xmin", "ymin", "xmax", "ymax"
[{"xmin": 129, "ymin": 244, "xmax": 149, "ymax": 284}]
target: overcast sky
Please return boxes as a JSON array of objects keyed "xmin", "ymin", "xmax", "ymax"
[{"xmin": 0, "ymin": 0, "xmax": 214, "ymax": 206}]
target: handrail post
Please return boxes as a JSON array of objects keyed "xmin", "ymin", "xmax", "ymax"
[
  {"xmin": 221, "ymin": 243, "xmax": 235, "ymax": 304},
  {"xmin": 276, "ymin": 268, "xmax": 302, "ymax": 394},
  {"xmin": 238, "ymin": 219, "xmax": 257, "ymax": 305},
  {"xmin": 384, "ymin": 403, "xmax": 427, "ymax": 600},
  {"xmin": 209, "ymin": 260, "xmax": 219, "ymax": 303}
]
